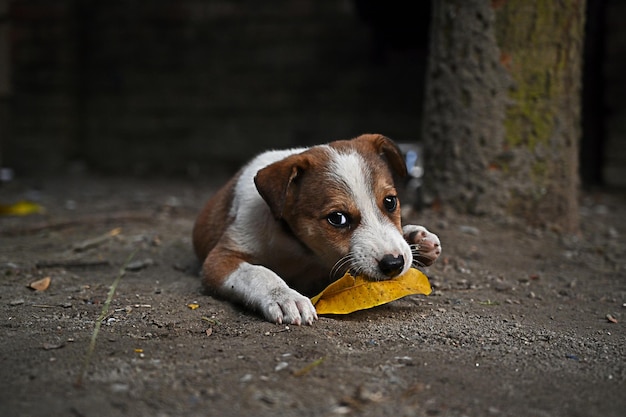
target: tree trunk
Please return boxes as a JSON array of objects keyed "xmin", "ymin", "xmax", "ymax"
[{"xmin": 422, "ymin": 0, "xmax": 585, "ymax": 233}]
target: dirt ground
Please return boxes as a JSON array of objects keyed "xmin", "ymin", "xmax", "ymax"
[{"xmin": 1, "ymin": 175, "xmax": 624, "ymax": 417}]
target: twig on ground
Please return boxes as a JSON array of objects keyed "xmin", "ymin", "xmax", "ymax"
[
  {"xmin": 292, "ymin": 357, "xmax": 326, "ymax": 377},
  {"xmin": 36, "ymin": 260, "xmax": 111, "ymax": 269},
  {"xmin": 74, "ymin": 248, "xmax": 138, "ymax": 388},
  {"xmin": 2, "ymin": 212, "xmax": 155, "ymax": 236},
  {"xmin": 72, "ymin": 228, "xmax": 122, "ymax": 252}
]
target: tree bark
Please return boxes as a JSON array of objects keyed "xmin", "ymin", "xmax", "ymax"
[{"xmin": 422, "ymin": 0, "xmax": 585, "ymax": 233}]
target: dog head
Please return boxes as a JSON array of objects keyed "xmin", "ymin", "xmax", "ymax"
[{"xmin": 254, "ymin": 134, "xmax": 413, "ymax": 282}]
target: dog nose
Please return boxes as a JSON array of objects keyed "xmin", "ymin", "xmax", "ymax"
[{"xmin": 378, "ymin": 254, "xmax": 405, "ymax": 278}]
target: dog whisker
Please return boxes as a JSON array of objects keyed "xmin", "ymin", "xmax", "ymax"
[
  {"xmin": 349, "ymin": 264, "xmax": 368, "ymax": 279},
  {"xmin": 330, "ymin": 254, "xmax": 357, "ymax": 281},
  {"xmin": 410, "ymin": 248, "xmax": 428, "ymax": 268},
  {"xmin": 411, "ymin": 259, "xmax": 427, "ymax": 268},
  {"xmin": 333, "ymin": 255, "xmax": 354, "ymax": 272}
]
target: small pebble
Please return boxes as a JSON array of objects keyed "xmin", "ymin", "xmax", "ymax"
[
  {"xmin": 459, "ymin": 225, "xmax": 480, "ymax": 236},
  {"xmin": 274, "ymin": 362, "xmax": 289, "ymax": 372},
  {"xmin": 126, "ymin": 258, "xmax": 154, "ymax": 271},
  {"xmin": 65, "ymin": 200, "xmax": 77, "ymax": 210},
  {"xmin": 110, "ymin": 383, "xmax": 130, "ymax": 393},
  {"xmin": 495, "ymin": 282, "xmax": 514, "ymax": 292},
  {"xmin": 43, "ymin": 342, "xmax": 64, "ymax": 350}
]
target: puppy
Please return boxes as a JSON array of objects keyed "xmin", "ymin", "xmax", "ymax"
[{"xmin": 193, "ymin": 134, "xmax": 441, "ymax": 325}]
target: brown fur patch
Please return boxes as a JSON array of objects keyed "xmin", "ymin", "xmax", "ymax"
[
  {"xmin": 192, "ymin": 174, "xmax": 239, "ymax": 260},
  {"xmin": 257, "ymin": 146, "xmax": 352, "ymax": 265},
  {"xmin": 255, "ymin": 151, "xmax": 313, "ymax": 220},
  {"xmin": 201, "ymin": 244, "xmax": 251, "ymax": 289}
]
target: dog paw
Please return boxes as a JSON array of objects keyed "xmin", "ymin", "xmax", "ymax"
[
  {"xmin": 263, "ymin": 287, "xmax": 318, "ymax": 326},
  {"xmin": 403, "ymin": 225, "xmax": 442, "ymax": 267}
]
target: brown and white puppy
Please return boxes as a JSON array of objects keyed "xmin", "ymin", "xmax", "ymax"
[{"xmin": 193, "ymin": 134, "xmax": 441, "ymax": 325}]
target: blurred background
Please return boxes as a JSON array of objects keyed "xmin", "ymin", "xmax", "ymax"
[{"xmin": 0, "ymin": 0, "xmax": 621, "ymax": 188}]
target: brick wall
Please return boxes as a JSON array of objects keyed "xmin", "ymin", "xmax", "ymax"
[
  {"xmin": 4, "ymin": 1, "xmax": 626, "ymax": 188},
  {"xmin": 4, "ymin": 0, "xmax": 429, "ymax": 176},
  {"xmin": 6, "ymin": 1, "xmax": 78, "ymax": 173}
]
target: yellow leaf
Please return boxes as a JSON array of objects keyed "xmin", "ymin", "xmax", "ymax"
[
  {"xmin": 29, "ymin": 276, "xmax": 51, "ymax": 291},
  {"xmin": 0, "ymin": 200, "xmax": 44, "ymax": 216},
  {"xmin": 310, "ymin": 274, "xmax": 356, "ymax": 304},
  {"xmin": 311, "ymin": 268, "xmax": 432, "ymax": 315},
  {"xmin": 187, "ymin": 303, "xmax": 200, "ymax": 310}
]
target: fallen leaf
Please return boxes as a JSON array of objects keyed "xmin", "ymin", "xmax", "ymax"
[
  {"xmin": 29, "ymin": 276, "xmax": 51, "ymax": 291},
  {"xmin": 606, "ymin": 314, "xmax": 618, "ymax": 324},
  {"xmin": 311, "ymin": 268, "xmax": 432, "ymax": 315},
  {"xmin": 72, "ymin": 227, "xmax": 122, "ymax": 252},
  {"xmin": 187, "ymin": 303, "xmax": 200, "ymax": 310},
  {"xmin": 0, "ymin": 200, "xmax": 44, "ymax": 216}
]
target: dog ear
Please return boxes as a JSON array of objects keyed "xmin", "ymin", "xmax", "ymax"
[
  {"xmin": 357, "ymin": 134, "xmax": 408, "ymax": 177},
  {"xmin": 254, "ymin": 154, "xmax": 309, "ymax": 219}
]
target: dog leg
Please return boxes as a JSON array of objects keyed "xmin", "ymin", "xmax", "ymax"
[
  {"xmin": 402, "ymin": 225, "xmax": 442, "ymax": 267},
  {"xmin": 202, "ymin": 250, "xmax": 318, "ymax": 325}
]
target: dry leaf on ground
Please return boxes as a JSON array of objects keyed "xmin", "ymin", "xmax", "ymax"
[
  {"xmin": 0, "ymin": 200, "xmax": 44, "ymax": 216},
  {"xmin": 28, "ymin": 277, "xmax": 51, "ymax": 291},
  {"xmin": 311, "ymin": 268, "xmax": 432, "ymax": 315}
]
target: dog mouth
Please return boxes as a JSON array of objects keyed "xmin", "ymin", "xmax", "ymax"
[
  {"xmin": 342, "ymin": 269, "xmax": 383, "ymax": 282},
  {"xmin": 330, "ymin": 254, "xmax": 407, "ymax": 283}
]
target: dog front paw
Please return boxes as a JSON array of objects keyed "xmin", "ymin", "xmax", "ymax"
[
  {"xmin": 403, "ymin": 225, "xmax": 442, "ymax": 267},
  {"xmin": 263, "ymin": 287, "xmax": 318, "ymax": 326}
]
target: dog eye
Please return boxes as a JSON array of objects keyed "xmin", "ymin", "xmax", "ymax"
[
  {"xmin": 383, "ymin": 196, "xmax": 398, "ymax": 212},
  {"xmin": 327, "ymin": 212, "xmax": 350, "ymax": 228}
]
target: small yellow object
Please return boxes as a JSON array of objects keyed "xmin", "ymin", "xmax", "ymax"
[
  {"xmin": 29, "ymin": 276, "xmax": 51, "ymax": 291},
  {"xmin": 134, "ymin": 348, "xmax": 144, "ymax": 353},
  {"xmin": 187, "ymin": 303, "xmax": 200, "ymax": 310},
  {"xmin": 292, "ymin": 357, "xmax": 325, "ymax": 377},
  {"xmin": 311, "ymin": 268, "xmax": 432, "ymax": 315},
  {"xmin": 0, "ymin": 200, "xmax": 44, "ymax": 216}
]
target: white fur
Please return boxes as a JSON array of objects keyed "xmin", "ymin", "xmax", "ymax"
[
  {"xmin": 228, "ymin": 148, "xmax": 307, "ymax": 256},
  {"xmin": 219, "ymin": 147, "xmax": 320, "ymax": 325},
  {"xmin": 327, "ymin": 149, "xmax": 413, "ymax": 279},
  {"xmin": 222, "ymin": 263, "xmax": 317, "ymax": 325}
]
